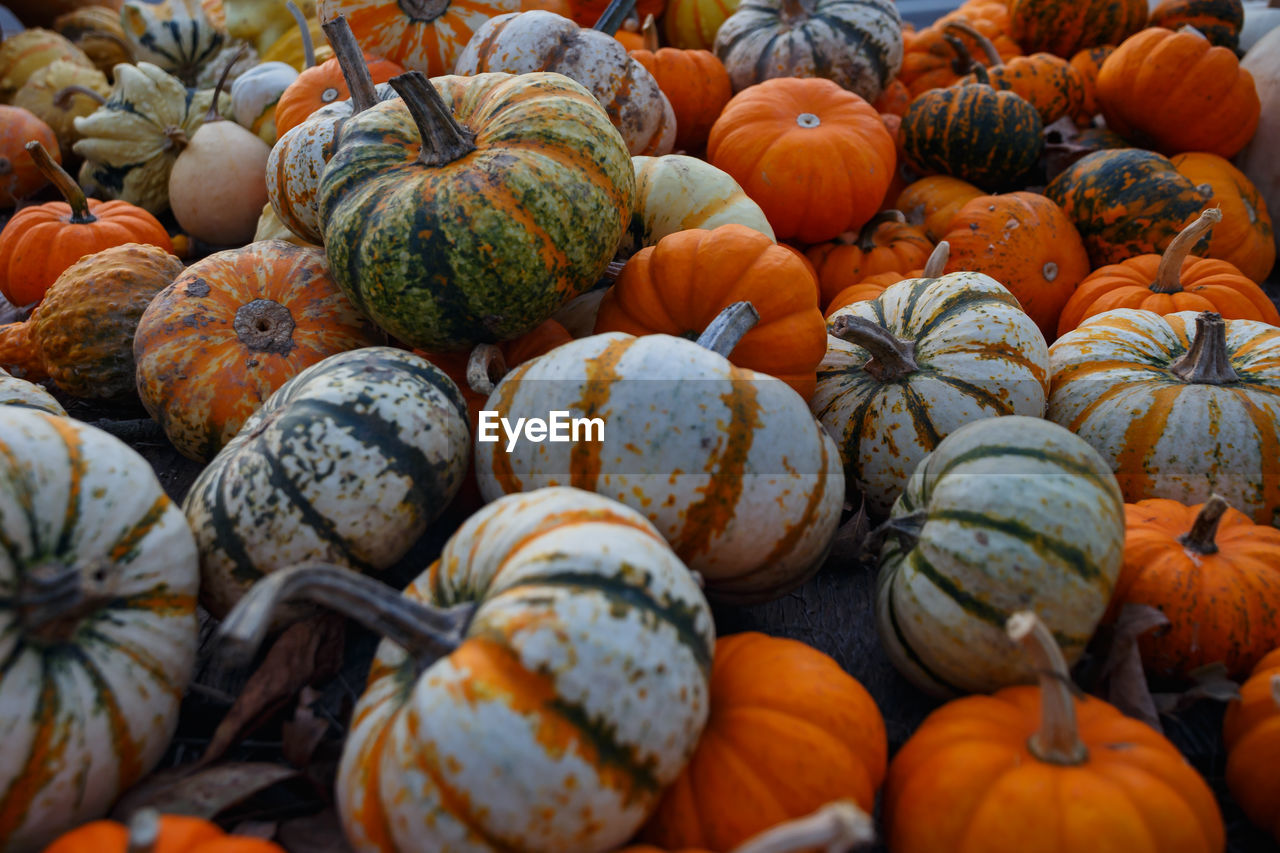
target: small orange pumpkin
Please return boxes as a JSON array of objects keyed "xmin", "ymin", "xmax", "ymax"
[
  {"xmin": 1223, "ymin": 647, "xmax": 1280, "ymax": 843},
  {"xmin": 872, "ymin": 77, "xmax": 910, "ymax": 116},
  {"xmin": 0, "ymin": 318, "xmax": 48, "ymax": 381},
  {"xmin": 0, "ymin": 104, "xmax": 60, "ymax": 208},
  {"xmin": 952, "ymin": 21, "xmax": 1087, "ymax": 125},
  {"xmin": 822, "ymin": 241, "xmax": 950, "ymax": 318},
  {"xmin": 1068, "ymin": 44, "xmax": 1115, "ymax": 124},
  {"xmin": 44, "ymin": 809, "xmax": 286, "ymax": 852},
  {"xmin": 1171, "ymin": 152, "xmax": 1275, "ymax": 283},
  {"xmin": 805, "ymin": 210, "xmax": 933, "ymax": 310},
  {"xmin": 273, "ymin": 50, "xmax": 404, "ymax": 137},
  {"xmin": 1148, "ymin": 0, "xmax": 1245, "ymax": 51},
  {"xmin": 629, "ymin": 16, "xmax": 732, "ymax": 154},
  {"xmin": 898, "ymin": 17, "xmax": 1021, "ymax": 98},
  {"xmin": 895, "ymin": 175, "xmax": 985, "ymax": 242}
]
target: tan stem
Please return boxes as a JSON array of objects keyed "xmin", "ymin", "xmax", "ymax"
[
  {"xmin": 923, "ymin": 240, "xmax": 949, "ymax": 277},
  {"xmin": 641, "ymin": 13, "xmax": 658, "ymax": 50},
  {"xmin": 52, "ymin": 84, "xmax": 107, "ymax": 108},
  {"xmin": 695, "ymin": 301, "xmax": 760, "ymax": 357},
  {"xmin": 24, "ymin": 141, "xmax": 95, "ymax": 223},
  {"xmin": 829, "ymin": 315, "xmax": 919, "ymax": 381},
  {"xmin": 323, "ymin": 15, "xmax": 377, "ymax": 112},
  {"xmin": 1007, "ymin": 611, "xmax": 1089, "ymax": 766},
  {"xmin": 729, "ymin": 801, "xmax": 876, "ymax": 853},
  {"xmin": 388, "ymin": 72, "xmax": 477, "ymax": 167},
  {"xmin": 164, "ymin": 126, "xmax": 190, "ymax": 151},
  {"xmin": 467, "ymin": 343, "xmax": 507, "ymax": 396},
  {"xmin": 205, "ymin": 43, "xmax": 247, "ymax": 122},
  {"xmin": 1177, "ymin": 494, "xmax": 1228, "ymax": 555},
  {"xmin": 215, "ymin": 563, "xmax": 475, "ymax": 670},
  {"xmin": 593, "ymin": 0, "xmax": 636, "ymax": 34},
  {"xmin": 857, "ymin": 209, "xmax": 907, "ymax": 251},
  {"xmin": 1170, "ymin": 312, "xmax": 1239, "ymax": 385},
  {"xmin": 944, "ymin": 20, "xmax": 1002, "ymax": 67},
  {"xmin": 126, "ymin": 809, "xmax": 161, "ymax": 853},
  {"xmin": 1152, "ymin": 209, "xmax": 1221, "ymax": 294}
]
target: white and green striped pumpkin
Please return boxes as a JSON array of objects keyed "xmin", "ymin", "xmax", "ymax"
[
  {"xmin": 230, "ymin": 60, "xmax": 299, "ymax": 143},
  {"xmin": 216, "ymin": 487, "xmax": 714, "ymax": 853},
  {"xmin": 811, "ymin": 265, "xmax": 1050, "ymax": 518},
  {"xmin": 120, "ymin": 0, "xmax": 226, "ymax": 85},
  {"xmin": 182, "ymin": 346, "xmax": 471, "ymax": 619},
  {"xmin": 0, "ymin": 368, "xmax": 66, "ymax": 416},
  {"xmin": 1049, "ymin": 309, "xmax": 1280, "ymax": 526},
  {"xmin": 0, "ymin": 408, "xmax": 199, "ymax": 852},
  {"xmin": 875, "ymin": 415, "xmax": 1125, "ymax": 698},
  {"xmin": 475, "ymin": 303, "xmax": 845, "ymax": 604}
]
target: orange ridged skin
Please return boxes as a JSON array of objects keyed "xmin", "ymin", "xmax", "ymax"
[
  {"xmin": 629, "ymin": 45, "xmax": 732, "ymax": 154},
  {"xmin": 823, "ymin": 268, "xmax": 918, "ymax": 318},
  {"xmin": 0, "ymin": 106, "xmax": 59, "ymax": 210},
  {"xmin": 273, "ymin": 52, "xmax": 405, "ymax": 137},
  {"xmin": 959, "ymin": 51, "xmax": 1086, "ymax": 125},
  {"xmin": 895, "ymin": 175, "xmax": 984, "ymax": 242},
  {"xmin": 1009, "ymin": 0, "xmax": 1147, "ymax": 57},
  {"xmin": 44, "ymin": 814, "xmax": 283, "ymax": 852},
  {"xmin": 1223, "ymin": 648, "xmax": 1280, "ymax": 843},
  {"xmin": 0, "ymin": 320, "xmax": 49, "ymax": 382},
  {"xmin": 806, "ymin": 215, "xmax": 933, "ymax": 309},
  {"xmin": 1068, "ymin": 44, "xmax": 1115, "ymax": 124},
  {"xmin": 898, "ymin": 17, "xmax": 1021, "ymax": 99},
  {"xmin": 1171, "ymin": 152, "xmax": 1276, "ymax": 283}
]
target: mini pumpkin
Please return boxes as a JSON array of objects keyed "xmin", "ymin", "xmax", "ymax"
[
  {"xmin": 1171, "ymin": 151, "xmax": 1275, "ymax": 283},
  {"xmin": 1149, "ymin": 0, "xmax": 1245, "ymax": 52},
  {"xmin": 897, "ymin": 17, "xmax": 1020, "ymax": 99},
  {"xmin": 316, "ymin": 0, "xmax": 519, "ymax": 74},
  {"xmin": 0, "ymin": 27, "xmax": 94, "ymax": 102},
  {"xmin": 1223, "ymin": 647, "xmax": 1280, "ymax": 844},
  {"xmin": 628, "ymin": 17, "xmax": 732, "ymax": 154},
  {"xmin": 51, "ymin": 6, "xmax": 134, "ymax": 78},
  {"xmin": 0, "ymin": 319, "xmax": 48, "ymax": 381},
  {"xmin": 0, "ymin": 104, "xmax": 60, "ymax": 209},
  {"xmin": 954, "ymin": 24, "xmax": 1087, "ymax": 125},
  {"xmin": 120, "ymin": 0, "xmax": 226, "ymax": 85},
  {"xmin": 1008, "ymin": 0, "xmax": 1148, "ymax": 57},
  {"xmin": 10, "ymin": 59, "xmax": 110, "ymax": 153},
  {"xmin": 272, "ymin": 47, "xmax": 403, "ymax": 137},
  {"xmin": 805, "ymin": 211, "xmax": 933, "ymax": 310},
  {"xmin": 45, "ymin": 810, "xmax": 286, "ymax": 853},
  {"xmin": 1068, "ymin": 44, "xmax": 1115, "ymax": 124},
  {"xmin": 895, "ymin": 175, "xmax": 984, "ymax": 242}
]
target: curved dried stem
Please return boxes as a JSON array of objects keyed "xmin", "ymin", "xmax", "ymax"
[
  {"xmin": 829, "ymin": 314, "xmax": 919, "ymax": 381},
  {"xmin": 389, "ymin": 71, "xmax": 477, "ymax": 166},
  {"xmin": 1007, "ymin": 611, "xmax": 1089, "ymax": 766},
  {"xmin": 730, "ymin": 801, "xmax": 876, "ymax": 853},
  {"xmin": 1178, "ymin": 494, "xmax": 1229, "ymax": 555},
  {"xmin": 205, "ymin": 43, "xmax": 248, "ymax": 122},
  {"xmin": 944, "ymin": 19, "xmax": 1003, "ymax": 67},
  {"xmin": 52, "ymin": 84, "xmax": 107, "ymax": 108},
  {"xmin": 322, "ymin": 14, "xmax": 377, "ymax": 112},
  {"xmin": 696, "ymin": 301, "xmax": 760, "ymax": 357},
  {"xmin": 467, "ymin": 343, "xmax": 507, "ymax": 396},
  {"xmin": 593, "ymin": 0, "xmax": 637, "ymax": 34},
  {"xmin": 25, "ymin": 141, "xmax": 95, "ymax": 223},
  {"xmin": 923, "ymin": 240, "xmax": 949, "ymax": 277},
  {"xmin": 857, "ymin": 209, "xmax": 908, "ymax": 250},
  {"xmin": 1153, "ymin": 208, "xmax": 1222, "ymax": 294}
]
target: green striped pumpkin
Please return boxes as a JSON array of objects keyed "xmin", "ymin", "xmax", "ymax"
[
  {"xmin": 875, "ymin": 414, "xmax": 1125, "ymax": 698},
  {"xmin": 318, "ymin": 71, "xmax": 634, "ymax": 351},
  {"xmin": 0, "ymin": 368, "xmax": 66, "ymax": 415},
  {"xmin": 1009, "ymin": 0, "xmax": 1148, "ymax": 58},
  {"xmin": 0, "ymin": 408, "xmax": 199, "ymax": 852},
  {"xmin": 812, "ymin": 269, "xmax": 1050, "ymax": 519},
  {"xmin": 181, "ymin": 346, "xmax": 471, "ymax": 619}
]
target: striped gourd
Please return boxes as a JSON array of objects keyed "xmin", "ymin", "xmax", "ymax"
[
  {"xmin": 0, "ymin": 368, "xmax": 66, "ymax": 415},
  {"xmin": 475, "ymin": 304, "xmax": 845, "ymax": 604},
  {"xmin": 215, "ymin": 487, "xmax": 714, "ymax": 853},
  {"xmin": 875, "ymin": 415, "xmax": 1125, "ymax": 698},
  {"xmin": 182, "ymin": 346, "xmax": 471, "ymax": 619},
  {"xmin": 0, "ymin": 408, "xmax": 199, "ymax": 852},
  {"xmin": 1048, "ymin": 309, "xmax": 1280, "ymax": 526},
  {"xmin": 812, "ymin": 268, "xmax": 1050, "ymax": 519},
  {"xmin": 1008, "ymin": 0, "xmax": 1147, "ymax": 58},
  {"xmin": 120, "ymin": 0, "xmax": 226, "ymax": 85}
]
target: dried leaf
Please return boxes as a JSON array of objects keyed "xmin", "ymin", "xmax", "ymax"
[
  {"xmin": 111, "ymin": 762, "xmax": 300, "ymax": 822},
  {"xmin": 1094, "ymin": 603, "xmax": 1171, "ymax": 731},
  {"xmin": 827, "ymin": 495, "xmax": 871, "ymax": 564},
  {"xmin": 282, "ymin": 686, "xmax": 331, "ymax": 769},
  {"xmin": 1153, "ymin": 662, "xmax": 1242, "ymax": 714},
  {"xmin": 277, "ymin": 809, "xmax": 356, "ymax": 853}
]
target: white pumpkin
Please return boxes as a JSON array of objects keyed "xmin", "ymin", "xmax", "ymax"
[
  {"xmin": 0, "ymin": 368, "xmax": 66, "ymax": 416},
  {"xmin": 230, "ymin": 60, "xmax": 300, "ymax": 143}
]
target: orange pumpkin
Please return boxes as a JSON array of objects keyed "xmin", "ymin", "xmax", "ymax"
[
  {"xmin": 707, "ymin": 76, "xmax": 896, "ymax": 244},
  {"xmin": 1171, "ymin": 151, "xmax": 1275, "ymax": 283},
  {"xmin": 0, "ymin": 318, "xmax": 49, "ymax": 381},
  {"xmin": 594, "ymin": 223, "xmax": 827, "ymax": 399},
  {"xmin": 941, "ymin": 191, "xmax": 1090, "ymax": 340},
  {"xmin": 0, "ymin": 141, "xmax": 172, "ymax": 309},
  {"xmin": 1068, "ymin": 44, "xmax": 1115, "ymax": 124},
  {"xmin": 1223, "ymin": 647, "xmax": 1280, "ymax": 843},
  {"xmin": 629, "ymin": 17, "xmax": 732, "ymax": 153},
  {"xmin": 955, "ymin": 25, "xmax": 1087, "ymax": 125},
  {"xmin": 873, "ymin": 77, "xmax": 910, "ymax": 116},
  {"xmin": 822, "ymin": 241, "xmax": 950, "ymax": 318},
  {"xmin": 1096, "ymin": 25, "xmax": 1260, "ymax": 158},
  {"xmin": 1106, "ymin": 496, "xmax": 1280, "ymax": 681},
  {"xmin": 1148, "ymin": 0, "xmax": 1245, "ymax": 51},
  {"xmin": 636, "ymin": 631, "xmax": 887, "ymax": 852},
  {"xmin": 273, "ymin": 50, "xmax": 404, "ymax": 137},
  {"xmin": 895, "ymin": 174, "xmax": 984, "ymax": 242},
  {"xmin": 898, "ymin": 18, "xmax": 1022, "ymax": 99},
  {"xmin": 0, "ymin": 104, "xmax": 60, "ymax": 208},
  {"xmin": 1056, "ymin": 208, "xmax": 1280, "ymax": 336},
  {"xmin": 44, "ymin": 810, "xmax": 285, "ymax": 852},
  {"xmin": 884, "ymin": 610, "xmax": 1225, "ymax": 853},
  {"xmin": 805, "ymin": 210, "xmax": 933, "ymax": 310},
  {"xmin": 571, "ymin": 0, "xmax": 664, "ymax": 27}
]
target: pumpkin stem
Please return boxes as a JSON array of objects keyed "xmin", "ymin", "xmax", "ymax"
[
  {"xmin": 1170, "ymin": 312, "xmax": 1239, "ymax": 385},
  {"xmin": 1152, "ymin": 208, "xmax": 1222, "ymax": 294},
  {"xmin": 126, "ymin": 808, "xmax": 161, "ymax": 853},
  {"xmin": 1007, "ymin": 610, "xmax": 1089, "ymax": 766},
  {"xmin": 323, "ymin": 15, "xmax": 377, "ymax": 112},
  {"xmin": 780, "ymin": 0, "xmax": 812, "ymax": 24},
  {"xmin": 24, "ymin": 141, "xmax": 95, "ymax": 224},
  {"xmin": 1271, "ymin": 674, "xmax": 1280, "ymax": 710},
  {"xmin": 467, "ymin": 343, "xmax": 508, "ymax": 396},
  {"xmin": 285, "ymin": 0, "xmax": 317, "ymax": 69},
  {"xmin": 205, "ymin": 43, "xmax": 247, "ymax": 123},
  {"xmin": 641, "ymin": 12, "xmax": 658, "ymax": 50},
  {"xmin": 922, "ymin": 240, "xmax": 949, "ymax": 277},
  {"xmin": 593, "ymin": 0, "xmax": 637, "ymax": 35},
  {"xmin": 1177, "ymin": 494, "xmax": 1229, "ymax": 555},
  {"xmin": 52, "ymin": 83, "xmax": 107, "ymax": 108},
  {"xmin": 16, "ymin": 556, "xmax": 119, "ymax": 641},
  {"xmin": 164, "ymin": 125, "xmax": 190, "ymax": 152},
  {"xmin": 388, "ymin": 71, "xmax": 477, "ymax": 167},
  {"xmin": 215, "ymin": 562, "xmax": 476, "ymax": 671},
  {"xmin": 695, "ymin": 301, "xmax": 760, "ymax": 357},
  {"xmin": 729, "ymin": 800, "xmax": 876, "ymax": 853},
  {"xmin": 829, "ymin": 315, "xmax": 919, "ymax": 381},
  {"xmin": 234, "ymin": 299, "xmax": 297, "ymax": 354},
  {"xmin": 944, "ymin": 20, "xmax": 1002, "ymax": 67},
  {"xmin": 857, "ymin": 209, "xmax": 908, "ymax": 251}
]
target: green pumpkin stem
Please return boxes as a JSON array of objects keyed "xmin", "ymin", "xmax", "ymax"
[
  {"xmin": 593, "ymin": 0, "xmax": 637, "ymax": 35},
  {"xmin": 323, "ymin": 14, "xmax": 378, "ymax": 113},
  {"xmin": 923, "ymin": 240, "xmax": 950, "ymax": 277},
  {"xmin": 215, "ymin": 563, "xmax": 475, "ymax": 671},
  {"xmin": 829, "ymin": 315, "xmax": 919, "ymax": 381},
  {"xmin": 388, "ymin": 72, "xmax": 477, "ymax": 167},
  {"xmin": 943, "ymin": 20, "xmax": 1003, "ymax": 67},
  {"xmin": 1153, "ymin": 208, "xmax": 1221, "ymax": 294},
  {"xmin": 1170, "ymin": 312, "xmax": 1239, "ymax": 385},
  {"xmin": 695, "ymin": 301, "xmax": 760, "ymax": 357},
  {"xmin": 285, "ymin": 0, "xmax": 316, "ymax": 69},
  {"xmin": 1178, "ymin": 494, "xmax": 1229, "ymax": 555},
  {"xmin": 857, "ymin": 209, "xmax": 908, "ymax": 251},
  {"xmin": 1007, "ymin": 611, "xmax": 1089, "ymax": 766},
  {"xmin": 24, "ymin": 141, "xmax": 95, "ymax": 224},
  {"xmin": 729, "ymin": 801, "xmax": 876, "ymax": 853},
  {"xmin": 126, "ymin": 809, "xmax": 161, "ymax": 853},
  {"xmin": 51, "ymin": 84, "xmax": 107, "ymax": 109},
  {"xmin": 467, "ymin": 343, "xmax": 508, "ymax": 396}
]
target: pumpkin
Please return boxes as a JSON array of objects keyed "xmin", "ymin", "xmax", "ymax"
[
  {"xmin": 824, "ymin": 267, "xmax": 919, "ymax": 318},
  {"xmin": 31, "ymin": 243, "xmax": 183, "ymax": 400},
  {"xmin": 52, "ymin": 6, "xmax": 134, "ymax": 79},
  {"xmin": 182, "ymin": 346, "xmax": 469, "ymax": 618},
  {"xmin": 1236, "ymin": 25, "xmax": 1279, "ymax": 271},
  {"xmin": 1044, "ymin": 147, "xmax": 1211, "ymax": 267},
  {"xmin": 629, "ymin": 18, "xmax": 731, "ymax": 154},
  {"xmin": 897, "ymin": 18, "xmax": 1021, "ymax": 99},
  {"xmin": 318, "ymin": 71, "xmax": 634, "ymax": 350},
  {"xmin": 637, "ymin": 632, "xmax": 886, "ymax": 851},
  {"xmin": 120, "ymin": 0, "xmax": 226, "ymax": 85},
  {"xmin": 954, "ymin": 24, "xmax": 1087, "ymax": 125},
  {"xmin": 813, "ymin": 262, "xmax": 1050, "ymax": 518},
  {"xmin": 0, "ymin": 27, "xmax": 94, "ymax": 102},
  {"xmin": 872, "ymin": 77, "xmax": 908, "ymax": 116},
  {"xmin": 706, "ymin": 76, "xmax": 896, "ymax": 244},
  {"xmin": 1107, "ymin": 496, "xmax": 1280, "ymax": 681},
  {"xmin": 0, "ymin": 105, "xmax": 59, "ymax": 209},
  {"xmin": 1149, "ymin": 0, "xmax": 1245, "ymax": 51},
  {"xmin": 454, "ymin": 3, "xmax": 676, "ymax": 156},
  {"xmin": 1056, "ymin": 209, "xmax": 1280, "ymax": 336},
  {"xmin": 874, "ymin": 415, "xmax": 1125, "ymax": 697},
  {"xmin": 883, "ymin": 610, "xmax": 1225, "ymax": 853},
  {"xmin": 45, "ymin": 810, "xmax": 286, "ymax": 853},
  {"xmin": 259, "ymin": 14, "xmax": 334, "ymax": 69},
  {"xmin": 899, "ymin": 66, "xmax": 1043, "ymax": 192},
  {"xmin": 318, "ymin": 0, "xmax": 520, "ymax": 74},
  {"xmin": 476, "ymin": 302, "xmax": 845, "ymax": 604},
  {"xmin": 1223, "ymin": 647, "xmax": 1280, "ymax": 843},
  {"xmin": 1171, "ymin": 152, "xmax": 1275, "ymax": 283},
  {"xmin": 0, "ymin": 141, "xmax": 172, "ymax": 309},
  {"xmin": 570, "ymin": 0, "xmax": 664, "ymax": 27},
  {"xmin": 895, "ymin": 175, "xmax": 984, "ymax": 242},
  {"xmin": 1048, "ymin": 310, "xmax": 1280, "ymax": 525},
  {"xmin": 229, "ymin": 60, "xmax": 299, "ymax": 143},
  {"xmin": 621, "ymin": 153, "xmax": 774, "ymax": 258},
  {"xmin": 0, "ymin": 407, "xmax": 199, "ymax": 853},
  {"xmin": 1096, "ymin": 25, "xmax": 1260, "ymax": 158},
  {"xmin": 1068, "ymin": 44, "xmax": 1114, "ymax": 124},
  {"xmin": 662, "ymin": 0, "xmax": 740, "ymax": 50},
  {"xmin": 133, "ymin": 240, "xmax": 383, "ymax": 463},
  {"xmin": 272, "ymin": 49, "xmax": 403, "ymax": 137},
  {"xmin": 940, "ymin": 191, "xmax": 1090, "ymax": 340},
  {"xmin": 11, "ymin": 60, "xmax": 110, "ymax": 153},
  {"xmin": 1008, "ymin": 0, "xmax": 1148, "ymax": 57},
  {"xmin": 0, "ymin": 366, "xmax": 66, "ymax": 415},
  {"xmin": 595, "ymin": 223, "xmax": 827, "ymax": 399},
  {"xmin": 625, "ymin": 802, "xmax": 873, "ymax": 853},
  {"xmin": 73, "ymin": 61, "xmax": 229, "ymax": 214},
  {"xmin": 212, "ymin": 487, "xmax": 715, "ymax": 852},
  {"xmin": 805, "ymin": 211, "xmax": 933, "ymax": 310},
  {"xmin": 0, "ymin": 319, "xmax": 48, "ymax": 381}
]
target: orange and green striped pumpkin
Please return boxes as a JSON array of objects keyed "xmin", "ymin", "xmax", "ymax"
[
  {"xmin": 1148, "ymin": 0, "xmax": 1245, "ymax": 51},
  {"xmin": 0, "ymin": 407, "xmax": 199, "ymax": 852},
  {"xmin": 1008, "ymin": 0, "xmax": 1148, "ymax": 58}
]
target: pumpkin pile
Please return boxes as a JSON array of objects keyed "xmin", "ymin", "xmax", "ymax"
[{"xmin": 1, "ymin": 0, "xmax": 1279, "ymax": 849}]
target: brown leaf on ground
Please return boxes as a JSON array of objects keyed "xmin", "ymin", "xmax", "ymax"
[
  {"xmin": 230, "ymin": 820, "xmax": 280, "ymax": 839},
  {"xmin": 826, "ymin": 495, "xmax": 872, "ymax": 566},
  {"xmin": 282, "ymin": 686, "xmax": 331, "ymax": 769},
  {"xmin": 1093, "ymin": 603, "xmax": 1171, "ymax": 731},
  {"xmin": 110, "ymin": 762, "xmax": 300, "ymax": 822},
  {"xmin": 1153, "ymin": 662, "xmax": 1242, "ymax": 715},
  {"xmin": 277, "ymin": 809, "xmax": 356, "ymax": 853}
]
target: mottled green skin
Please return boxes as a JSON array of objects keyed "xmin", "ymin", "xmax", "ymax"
[
  {"xmin": 1010, "ymin": 0, "xmax": 1148, "ymax": 58},
  {"xmin": 1148, "ymin": 0, "xmax": 1244, "ymax": 51},
  {"xmin": 318, "ymin": 72, "xmax": 635, "ymax": 351}
]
